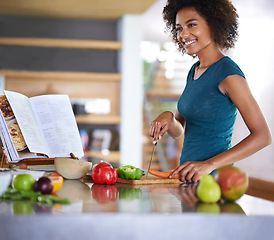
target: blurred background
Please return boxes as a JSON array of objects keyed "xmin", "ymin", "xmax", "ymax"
[{"xmin": 0, "ymin": 0, "xmax": 273, "ymax": 182}]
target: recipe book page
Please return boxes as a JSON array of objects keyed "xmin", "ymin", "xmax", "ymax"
[
  {"xmin": 4, "ymin": 91, "xmax": 84, "ymax": 159},
  {"xmin": 0, "ymin": 116, "xmax": 17, "ymax": 161},
  {"xmin": 29, "ymin": 94, "xmax": 84, "ymax": 158},
  {"xmin": 4, "ymin": 90, "xmax": 47, "ymax": 155}
]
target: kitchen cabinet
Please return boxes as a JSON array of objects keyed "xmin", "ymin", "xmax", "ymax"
[
  {"xmin": 0, "ymin": 21, "xmax": 122, "ymax": 163},
  {"xmin": 0, "ymin": 15, "xmax": 144, "ymax": 168},
  {"xmin": 0, "ymin": 68, "xmax": 122, "ymax": 163}
]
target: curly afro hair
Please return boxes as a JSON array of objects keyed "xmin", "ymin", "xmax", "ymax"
[{"xmin": 163, "ymin": 0, "xmax": 239, "ymax": 53}]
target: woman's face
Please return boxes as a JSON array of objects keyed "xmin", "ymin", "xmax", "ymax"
[{"xmin": 175, "ymin": 7, "xmax": 214, "ymax": 56}]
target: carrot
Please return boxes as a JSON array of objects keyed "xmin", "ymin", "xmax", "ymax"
[{"xmin": 148, "ymin": 169, "xmax": 180, "ymax": 179}]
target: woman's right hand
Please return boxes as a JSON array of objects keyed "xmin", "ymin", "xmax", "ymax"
[
  {"xmin": 149, "ymin": 111, "xmax": 174, "ymax": 144},
  {"xmin": 168, "ymin": 183, "xmax": 199, "ymax": 208}
]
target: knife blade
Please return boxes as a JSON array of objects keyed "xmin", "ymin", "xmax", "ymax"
[{"xmin": 146, "ymin": 141, "xmax": 157, "ymax": 177}]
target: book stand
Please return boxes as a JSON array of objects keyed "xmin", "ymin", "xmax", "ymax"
[{"xmin": 0, "ymin": 146, "xmax": 54, "ymax": 168}]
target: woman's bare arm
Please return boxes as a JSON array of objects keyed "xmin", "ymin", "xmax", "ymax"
[
  {"xmin": 170, "ymin": 75, "xmax": 272, "ymax": 182},
  {"xmin": 150, "ymin": 111, "xmax": 185, "ymax": 144}
]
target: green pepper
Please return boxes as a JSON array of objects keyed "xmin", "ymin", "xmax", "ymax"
[
  {"xmin": 119, "ymin": 188, "xmax": 142, "ymax": 201},
  {"xmin": 118, "ymin": 165, "xmax": 143, "ymax": 180}
]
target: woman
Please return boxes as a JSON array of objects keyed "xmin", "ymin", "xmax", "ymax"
[{"xmin": 149, "ymin": 0, "xmax": 272, "ymax": 183}]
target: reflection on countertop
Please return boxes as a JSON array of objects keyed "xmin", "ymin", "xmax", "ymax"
[
  {"xmin": 1, "ymin": 177, "xmax": 274, "ymax": 240},
  {"xmin": 1, "ymin": 178, "xmax": 274, "ymax": 216}
]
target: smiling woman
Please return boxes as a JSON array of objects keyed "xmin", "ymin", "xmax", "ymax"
[
  {"xmin": 149, "ymin": 0, "xmax": 272, "ymax": 183},
  {"xmin": 163, "ymin": 0, "xmax": 239, "ymax": 54},
  {"xmin": 175, "ymin": 7, "xmax": 214, "ymax": 58}
]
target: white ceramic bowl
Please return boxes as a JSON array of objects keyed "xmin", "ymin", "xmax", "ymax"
[
  {"xmin": 11, "ymin": 170, "xmax": 45, "ymax": 181},
  {"xmin": 54, "ymin": 158, "xmax": 92, "ymax": 179},
  {"xmin": 0, "ymin": 172, "xmax": 12, "ymax": 195}
]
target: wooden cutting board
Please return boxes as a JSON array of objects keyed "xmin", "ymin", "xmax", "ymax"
[{"xmin": 116, "ymin": 176, "xmax": 181, "ymax": 185}]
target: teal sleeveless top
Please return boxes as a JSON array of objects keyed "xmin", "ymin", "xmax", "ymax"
[{"xmin": 178, "ymin": 56, "xmax": 245, "ymax": 164}]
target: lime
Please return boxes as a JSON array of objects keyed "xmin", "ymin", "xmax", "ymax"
[{"xmin": 12, "ymin": 174, "xmax": 35, "ymax": 191}]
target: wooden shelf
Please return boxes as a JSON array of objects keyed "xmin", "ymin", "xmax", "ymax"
[
  {"xmin": 0, "ymin": 0, "xmax": 157, "ymax": 20},
  {"xmin": 0, "ymin": 35, "xmax": 123, "ymax": 163},
  {"xmin": 0, "ymin": 70, "xmax": 121, "ymax": 82},
  {"xmin": 0, "ymin": 37, "xmax": 122, "ymax": 50},
  {"xmin": 76, "ymin": 114, "xmax": 121, "ymax": 125},
  {"xmin": 146, "ymin": 91, "xmax": 181, "ymax": 100},
  {"xmin": 85, "ymin": 150, "xmax": 120, "ymax": 163}
]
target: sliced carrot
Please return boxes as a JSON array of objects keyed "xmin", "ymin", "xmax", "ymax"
[{"xmin": 148, "ymin": 169, "xmax": 180, "ymax": 179}]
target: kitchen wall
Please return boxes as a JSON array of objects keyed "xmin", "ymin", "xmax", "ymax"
[
  {"xmin": 0, "ymin": 16, "xmax": 118, "ymax": 72},
  {"xmin": 231, "ymin": 0, "xmax": 274, "ymax": 182},
  {"xmin": 0, "ymin": 15, "xmax": 122, "ymax": 165},
  {"xmin": 0, "ymin": 14, "xmax": 144, "ymax": 169}
]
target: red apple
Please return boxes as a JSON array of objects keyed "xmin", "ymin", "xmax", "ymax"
[{"xmin": 215, "ymin": 165, "xmax": 249, "ymax": 201}]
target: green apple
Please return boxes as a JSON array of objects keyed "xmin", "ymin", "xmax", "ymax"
[
  {"xmin": 13, "ymin": 201, "xmax": 34, "ymax": 215},
  {"xmin": 12, "ymin": 174, "xmax": 35, "ymax": 191}
]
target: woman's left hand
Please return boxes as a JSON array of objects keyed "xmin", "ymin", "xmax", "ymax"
[{"xmin": 169, "ymin": 161, "xmax": 215, "ymax": 183}]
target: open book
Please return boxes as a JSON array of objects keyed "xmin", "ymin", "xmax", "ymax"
[{"xmin": 0, "ymin": 90, "xmax": 84, "ymax": 162}]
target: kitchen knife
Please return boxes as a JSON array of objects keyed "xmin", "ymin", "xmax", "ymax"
[{"xmin": 146, "ymin": 142, "xmax": 157, "ymax": 178}]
